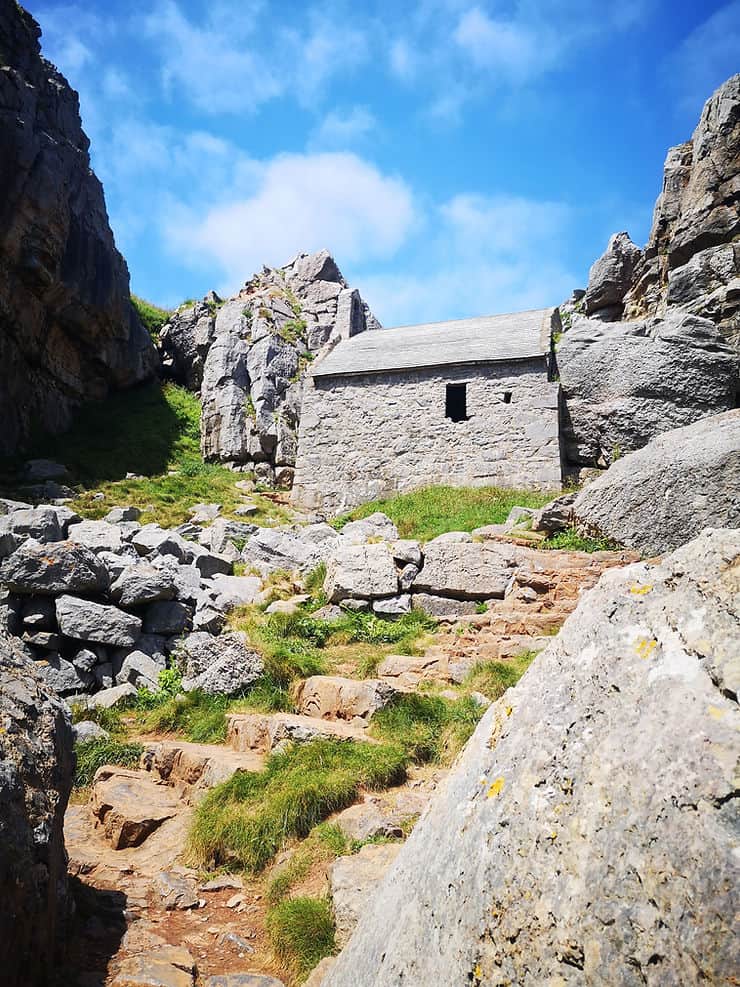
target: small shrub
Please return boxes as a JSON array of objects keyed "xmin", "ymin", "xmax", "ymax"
[
  {"xmin": 74, "ymin": 739, "xmax": 144, "ymax": 788},
  {"xmin": 543, "ymin": 527, "xmax": 620, "ymax": 553},
  {"xmin": 266, "ymin": 897, "xmax": 336, "ymax": 978}
]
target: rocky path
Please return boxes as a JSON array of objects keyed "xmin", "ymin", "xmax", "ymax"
[{"xmin": 59, "ymin": 528, "xmax": 636, "ymax": 987}]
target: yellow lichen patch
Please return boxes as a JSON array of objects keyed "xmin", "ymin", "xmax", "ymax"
[
  {"xmin": 487, "ymin": 777, "xmax": 505, "ymax": 798},
  {"xmin": 505, "ymin": 705, "xmax": 513, "ymax": 717},
  {"xmin": 708, "ymin": 705, "xmax": 727, "ymax": 719},
  {"xmin": 630, "ymin": 584, "xmax": 653, "ymax": 595},
  {"xmin": 635, "ymin": 637, "xmax": 657, "ymax": 660}
]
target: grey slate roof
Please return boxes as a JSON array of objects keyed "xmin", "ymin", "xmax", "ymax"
[{"xmin": 312, "ymin": 307, "xmax": 555, "ymax": 378}]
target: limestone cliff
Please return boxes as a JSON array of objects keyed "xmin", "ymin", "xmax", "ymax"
[
  {"xmin": 322, "ymin": 527, "xmax": 740, "ymax": 987},
  {"xmin": 0, "ymin": 634, "xmax": 75, "ymax": 987},
  {"xmin": 0, "ymin": 0, "xmax": 157, "ymax": 456},
  {"xmin": 581, "ymin": 74, "xmax": 740, "ymax": 349},
  {"xmin": 159, "ymin": 249, "xmax": 379, "ymax": 486}
]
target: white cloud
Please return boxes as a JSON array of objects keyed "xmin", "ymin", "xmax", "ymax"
[
  {"xmin": 165, "ymin": 151, "xmax": 417, "ymax": 290},
  {"xmin": 357, "ymin": 192, "xmax": 576, "ymax": 326},
  {"xmin": 310, "ymin": 107, "xmax": 377, "ymax": 147},
  {"xmin": 389, "ymin": 38, "xmax": 418, "ymax": 81},
  {"xmin": 453, "ymin": 7, "xmax": 545, "ymax": 80},
  {"xmin": 663, "ymin": 1, "xmax": 740, "ymax": 114}
]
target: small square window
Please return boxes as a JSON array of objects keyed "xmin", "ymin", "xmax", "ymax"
[{"xmin": 446, "ymin": 383, "xmax": 467, "ymax": 421}]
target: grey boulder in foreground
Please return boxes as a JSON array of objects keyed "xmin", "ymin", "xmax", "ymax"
[
  {"xmin": 322, "ymin": 527, "xmax": 740, "ymax": 987},
  {"xmin": 572, "ymin": 408, "xmax": 739, "ymax": 555}
]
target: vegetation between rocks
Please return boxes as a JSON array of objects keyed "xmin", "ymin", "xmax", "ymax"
[
  {"xmin": 370, "ymin": 693, "xmax": 484, "ymax": 765},
  {"xmin": 74, "ymin": 738, "xmax": 144, "ymax": 788},
  {"xmin": 266, "ymin": 896, "xmax": 336, "ymax": 979},
  {"xmin": 131, "ymin": 294, "xmax": 170, "ymax": 343},
  {"xmin": 461, "ymin": 652, "xmax": 539, "ymax": 701},
  {"xmin": 332, "ymin": 484, "xmax": 555, "ymax": 541},
  {"xmin": 188, "ymin": 738, "xmax": 407, "ymax": 873}
]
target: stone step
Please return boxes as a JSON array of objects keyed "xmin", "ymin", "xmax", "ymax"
[
  {"xmin": 91, "ymin": 766, "xmax": 183, "ymax": 850},
  {"xmin": 293, "ymin": 674, "xmax": 396, "ymax": 725},
  {"xmin": 140, "ymin": 739, "xmax": 265, "ymax": 799},
  {"xmin": 226, "ymin": 711, "xmax": 375, "ymax": 754}
]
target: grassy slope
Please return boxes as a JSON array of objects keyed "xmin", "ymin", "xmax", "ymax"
[
  {"xmin": 8, "ymin": 381, "xmax": 290, "ymax": 527},
  {"xmin": 333, "ymin": 484, "xmax": 555, "ymax": 541},
  {"xmin": 131, "ymin": 295, "xmax": 171, "ymax": 343}
]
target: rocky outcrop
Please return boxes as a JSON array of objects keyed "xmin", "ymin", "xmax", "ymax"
[
  {"xmin": 0, "ymin": 0, "xmax": 156, "ymax": 455},
  {"xmin": 323, "ymin": 527, "xmax": 740, "ymax": 987},
  {"xmin": 571, "ymin": 409, "xmax": 740, "ymax": 555},
  {"xmin": 0, "ymin": 635, "xmax": 75, "ymax": 987},
  {"xmin": 623, "ymin": 74, "xmax": 740, "ymax": 349},
  {"xmin": 159, "ymin": 249, "xmax": 379, "ymax": 485},
  {"xmin": 558, "ymin": 309, "xmax": 738, "ymax": 465},
  {"xmin": 583, "ymin": 231, "xmax": 642, "ymax": 320}
]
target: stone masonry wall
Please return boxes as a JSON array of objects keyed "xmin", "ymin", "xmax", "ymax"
[{"xmin": 292, "ymin": 359, "xmax": 562, "ymax": 512}]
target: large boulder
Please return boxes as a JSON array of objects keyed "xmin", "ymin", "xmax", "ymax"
[
  {"xmin": 179, "ymin": 631, "xmax": 264, "ymax": 695},
  {"xmin": 572, "ymin": 409, "xmax": 740, "ymax": 555},
  {"xmin": 323, "ymin": 528, "xmax": 740, "ymax": 986},
  {"xmin": 0, "ymin": 636, "xmax": 74, "ymax": 987},
  {"xmin": 411, "ymin": 539, "xmax": 515, "ymax": 600},
  {"xmin": 55, "ymin": 594, "xmax": 141, "ymax": 647},
  {"xmin": 0, "ymin": 0, "xmax": 156, "ymax": 456},
  {"xmin": 324, "ymin": 543, "xmax": 399, "ymax": 602},
  {"xmin": 557, "ymin": 310, "xmax": 738, "ymax": 465},
  {"xmin": 584, "ymin": 231, "xmax": 642, "ymax": 319},
  {"xmin": 0, "ymin": 539, "xmax": 109, "ymax": 594}
]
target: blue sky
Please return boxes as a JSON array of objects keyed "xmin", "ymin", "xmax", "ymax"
[{"xmin": 30, "ymin": 0, "xmax": 740, "ymax": 326}]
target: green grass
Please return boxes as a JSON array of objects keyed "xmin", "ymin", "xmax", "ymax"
[
  {"xmin": 332, "ymin": 484, "xmax": 555, "ymax": 541},
  {"xmin": 3, "ymin": 380, "xmax": 291, "ymax": 527},
  {"xmin": 137, "ymin": 689, "xmax": 232, "ymax": 744},
  {"xmin": 266, "ymin": 897, "xmax": 336, "ymax": 980},
  {"xmin": 543, "ymin": 527, "xmax": 621, "ymax": 553},
  {"xmin": 461, "ymin": 651, "xmax": 539, "ymax": 702},
  {"xmin": 188, "ymin": 739, "xmax": 407, "ymax": 873},
  {"xmin": 70, "ymin": 702, "xmax": 125, "ymax": 735},
  {"xmin": 74, "ymin": 739, "xmax": 144, "ymax": 788},
  {"xmin": 230, "ymin": 606, "xmax": 435, "ymax": 687},
  {"xmin": 370, "ymin": 693, "xmax": 483, "ymax": 765},
  {"xmin": 131, "ymin": 294, "xmax": 170, "ymax": 343},
  {"xmin": 267, "ymin": 822, "xmax": 351, "ymax": 906}
]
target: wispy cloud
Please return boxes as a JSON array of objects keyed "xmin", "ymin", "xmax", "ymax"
[
  {"xmin": 359, "ymin": 192, "xmax": 576, "ymax": 325},
  {"xmin": 310, "ymin": 107, "xmax": 377, "ymax": 148},
  {"xmin": 164, "ymin": 151, "xmax": 417, "ymax": 291}
]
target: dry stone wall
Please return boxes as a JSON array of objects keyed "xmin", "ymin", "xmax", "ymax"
[{"xmin": 293, "ymin": 359, "xmax": 561, "ymax": 512}]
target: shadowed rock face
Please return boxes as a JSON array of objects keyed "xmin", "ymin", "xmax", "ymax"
[
  {"xmin": 0, "ymin": 0, "xmax": 157, "ymax": 455},
  {"xmin": 0, "ymin": 635, "xmax": 75, "ymax": 987},
  {"xmin": 322, "ymin": 527, "xmax": 740, "ymax": 987}
]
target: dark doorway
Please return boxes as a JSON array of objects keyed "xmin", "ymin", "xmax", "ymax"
[{"xmin": 445, "ymin": 383, "xmax": 467, "ymax": 421}]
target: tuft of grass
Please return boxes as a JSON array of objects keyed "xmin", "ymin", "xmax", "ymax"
[
  {"xmin": 303, "ymin": 562, "xmax": 327, "ymax": 596},
  {"xmin": 139, "ymin": 689, "xmax": 232, "ymax": 744},
  {"xmin": 131, "ymin": 294, "xmax": 170, "ymax": 343},
  {"xmin": 74, "ymin": 739, "xmax": 144, "ymax": 788},
  {"xmin": 332, "ymin": 484, "xmax": 555, "ymax": 542},
  {"xmin": 188, "ymin": 739, "xmax": 407, "ymax": 873},
  {"xmin": 370, "ymin": 693, "xmax": 483, "ymax": 765},
  {"xmin": 462, "ymin": 651, "xmax": 538, "ymax": 702},
  {"xmin": 266, "ymin": 897, "xmax": 336, "ymax": 979},
  {"xmin": 70, "ymin": 702, "xmax": 124, "ymax": 735},
  {"xmin": 542, "ymin": 527, "xmax": 621, "ymax": 553},
  {"xmin": 266, "ymin": 822, "xmax": 350, "ymax": 906}
]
